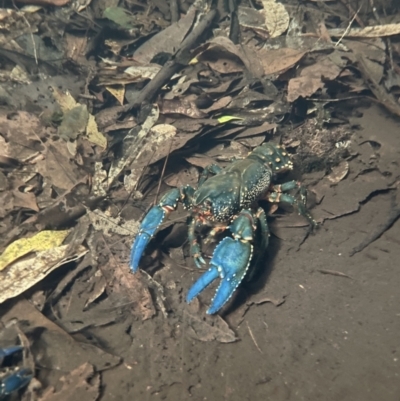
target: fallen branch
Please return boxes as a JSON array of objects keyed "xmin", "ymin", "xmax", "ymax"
[{"xmin": 122, "ymin": 8, "xmax": 218, "ymax": 114}]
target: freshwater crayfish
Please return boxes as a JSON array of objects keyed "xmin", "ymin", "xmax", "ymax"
[
  {"xmin": 130, "ymin": 143, "xmax": 316, "ymax": 314},
  {"xmin": 0, "ymin": 346, "xmax": 32, "ymax": 398}
]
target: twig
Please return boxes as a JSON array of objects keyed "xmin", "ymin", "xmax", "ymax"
[
  {"xmin": 155, "ymin": 138, "xmax": 174, "ymax": 205},
  {"xmin": 369, "ymin": 0, "xmax": 395, "ymax": 71},
  {"xmin": 335, "ymin": 5, "xmax": 362, "ymax": 47},
  {"xmin": 339, "ymin": 0, "xmax": 365, "ymax": 27},
  {"xmin": 246, "ymin": 321, "xmax": 263, "ymax": 354},
  {"xmin": 170, "ymin": 0, "xmax": 179, "ymax": 23},
  {"xmin": 318, "ymin": 269, "xmax": 353, "ymax": 279},
  {"xmin": 122, "ymin": 8, "xmax": 218, "ymax": 114},
  {"xmin": 13, "ymin": 2, "xmax": 38, "ymax": 66}
]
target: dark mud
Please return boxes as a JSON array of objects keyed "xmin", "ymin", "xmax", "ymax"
[{"xmin": 83, "ymin": 105, "xmax": 400, "ymax": 401}]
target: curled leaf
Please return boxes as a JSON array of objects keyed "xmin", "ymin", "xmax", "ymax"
[{"xmin": 0, "ymin": 230, "xmax": 70, "ymax": 271}]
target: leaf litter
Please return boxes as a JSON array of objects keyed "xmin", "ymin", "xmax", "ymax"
[{"xmin": 0, "ymin": 0, "xmax": 400, "ymax": 397}]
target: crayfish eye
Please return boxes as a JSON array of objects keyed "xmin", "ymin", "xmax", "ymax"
[{"xmin": 200, "ymin": 199, "xmax": 213, "ymax": 213}]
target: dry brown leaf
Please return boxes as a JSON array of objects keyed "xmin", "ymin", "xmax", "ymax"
[
  {"xmin": 16, "ymin": 0, "xmax": 70, "ymax": 5},
  {"xmin": 39, "ymin": 363, "xmax": 100, "ymax": 401},
  {"xmin": 87, "ymin": 209, "xmax": 139, "ymax": 237},
  {"xmin": 196, "ymin": 36, "xmax": 263, "ymax": 77},
  {"xmin": 133, "ymin": 7, "xmax": 196, "ymax": 63},
  {"xmin": 261, "ymin": 0, "xmax": 289, "ymax": 38},
  {"xmin": 12, "ymin": 189, "xmax": 39, "ymax": 212},
  {"xmin": 124, "ymin": 123, "xmax": 177, "ymax": 193},
  {"xmin": 64, "ymin": 33, "xmax": 88, "ymax": 62},
  {"xmin": 185, "ymin": 155, "xmax": 217, "ymax": 169},
  {"xmin": 108, "ymin": 105, "xmax": 159, "ymax": 189},
  {"xmin": 185, "ymin": 306, "xmax": 238, "ymax": 343},
  {"xmin": 287, "ymin": 77, "xmax": 322, "ymax": 102},
  {"xmin": 1, "ymin": 299, "xmax": 121, "ymax": 372},
  {"xmin": 159, "ymin": 99, "xmax": 206, "ymax": 118},
  {"xmin": 164, "ymin": 166, "xmax": 199, "ymax": 188},
  {"xmin": 86, "ymin": 114, "xmax": 108, "ymax": 149},
  {"xmin": 36, "ymin": 143, "xmax": 87, "ymax": 191},
  {"xmin": 201, "ymin": 96, "xmax": 232, "ymax": 113},
  {"xmin": 124, "ymin": 64, "xmax": 164, "ymax": 81},
  {"xmin": 258, "ymin": 48, "xmax": 305, "ymax": 75},
  {"xmin": 287, "ymin": 56, "xmax": 342, "ymax": 102},
  {"xmin": 0, "ymin": 111, "xmax": 44, "ymax": 161},
  {"xmin": 326, "ymin": 161, "xmax": 349, "ymax": 184},
  {"xmin": 109, "ymin": 266, "xmax": 156, "ymax": 320}
]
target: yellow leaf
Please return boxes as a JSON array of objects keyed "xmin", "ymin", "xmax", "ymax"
[
  {"xmin": 0, "ymin": 230, "xmax": 70, "ymax": 271},
  {"xmin": 0, "ymin": 245, "xmax": 87, "ymax": 304},
  {"xmin": 52, "ymin": 87, "xmax": 77, "ymax": 112},
  {"xmin": 217, "ymin": 115, "xmax": 244, "ymax": 123},
  {"xmin": 105, "ymin": 85, "xmax": 125, "ymax": 105},
  {"xmin": 86, "ymin": 114, "xmax": 107, "ymax": 149}
]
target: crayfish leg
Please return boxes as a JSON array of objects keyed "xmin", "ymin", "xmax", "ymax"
[
  {"xmin": 0, "ymin": 346, "xmax": 32, "ymax": 397},
  {"xmin": 130, "ymin": 188, "xmax": 181, "ymax": 272}
]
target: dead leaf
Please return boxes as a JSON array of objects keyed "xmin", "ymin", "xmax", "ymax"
[
  {"xmin": 124, "ymin": 123, "xmax": 177, "ymax": 193},
  {"xmin": 133, "ymin": 7, "xmax": 196, "ymax": 64},
  {"xmin": 0, "ymin": 244, "xmax": 87, "ymax": 304},
  {"xmin": 108, "ymin": 104, "xmax": 159, "ymax": 189},
  {"xmin": 109, "ymin": 266, "xmax": 156, "ymax": 320},
  {"xmin": 326, "ymin": 161, "xmax": 349, "ymax": 184},
  {"xmin": 258, "ymin": 48, "xmax": 305, "ymax": 75},
  {"xmin": 105, "ymin": 85, "xmax": 125, "ymax": 105},
  {"xmin": 0, "ymin": 230, "xmax": 70, "ymax": 271},
  {"xmin": 329, "ymin": 23, "xmax": 400, "ymax": 38},
  {"xmin": 87, "ymin": 209, "xmax": 139, "ymax": 237},
  {"xmin": 287, "ymin": 77, "xmax": 323, "ymax": 102},
  {"xmin": 52, "ymin": 88, "xmax": 107, "ymax": 148},
  {"xmin": 261, "ymin": 0, "xmax": 289, "ymax": 38},
  {"xmin": 16, "ymin": 0, "xmax": 70, "ymax": 6},
  {"xmin": 86, "ymin": 115, "xmax": 108, "ymax": 149},
  {"xmin": 0, "ymin": 111, "xmax": 44, "ymax": 161},
  {"xmin": 36, "ymin": 143, "xmax": 86, "ymax": 191},
  {"xmin": 318, "ymin": 269, "xmax": 353, "ymax": 279},
  {"xmin": 39, "ymin": 363, "xmax": 100, "ymax": 401},
  {"xmin": 159, "ymin": 99, "xmax": 206, "ymax": 118},
  {"xmin": 185, "ymin": 155, "xmax": 217, "ymax": 169},
  {"xmin": 1, "ymin": 299, "xmax": 121, "ymax": 371},
  {"xmin": 164, "ymin": 166, "xmax": 199, "ymax": 188},
  {"xmin": 287, "ymin": 56, "xmax": 342, "ymax": 102},
  {"xmin": 58, "ymin": 105, "xmax": 89, "ymax": 141},
  {"xmin": 185, "ymin": 306, "xmax": 238, "ymax": 343},
  {"xmin": 12, "ymin": 188, "xmax": 39, "ymax": 212}
]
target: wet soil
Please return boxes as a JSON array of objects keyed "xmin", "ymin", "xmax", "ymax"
[
  {"xmin": 84, "ymin": 105, "xmax": 400, "ymax": 401},
  {"xmin": 1, "ymin": 102, "xmax": 399, "ymax": 401}
]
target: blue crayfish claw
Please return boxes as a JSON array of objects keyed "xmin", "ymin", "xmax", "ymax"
[
  {"xmin": 0, "ymin": 346, "xmax": 32, "ymax": 397},
  {"xmin": 186, "ymin": 237, "xmax": 253, "ymax": 314},
  {"xmin": 130, "ymin": 188, "xmax": 181, "ymax": 272}
]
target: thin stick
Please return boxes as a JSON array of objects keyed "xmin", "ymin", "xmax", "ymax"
[
  {"xmin": 13, "ymin": 2, "xmax": 38, "ymax": 66},
  {"xmin": 335, "ymin": 5, "xmax": 362, "ymax": 47},
  {"xmin": 122, "ymin": 8, "xmax": 218, "ymax": 113},
  {"xmin": 318, "ymin": 269, "xmax": 353, "ymax": 279},
  {"xmin": 154, "ymin": 138, "xmax": 174, "ymax": 205},
  {"xmin": 246, "ymin": 321, "xmax": 263, "ymax": 354}
]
